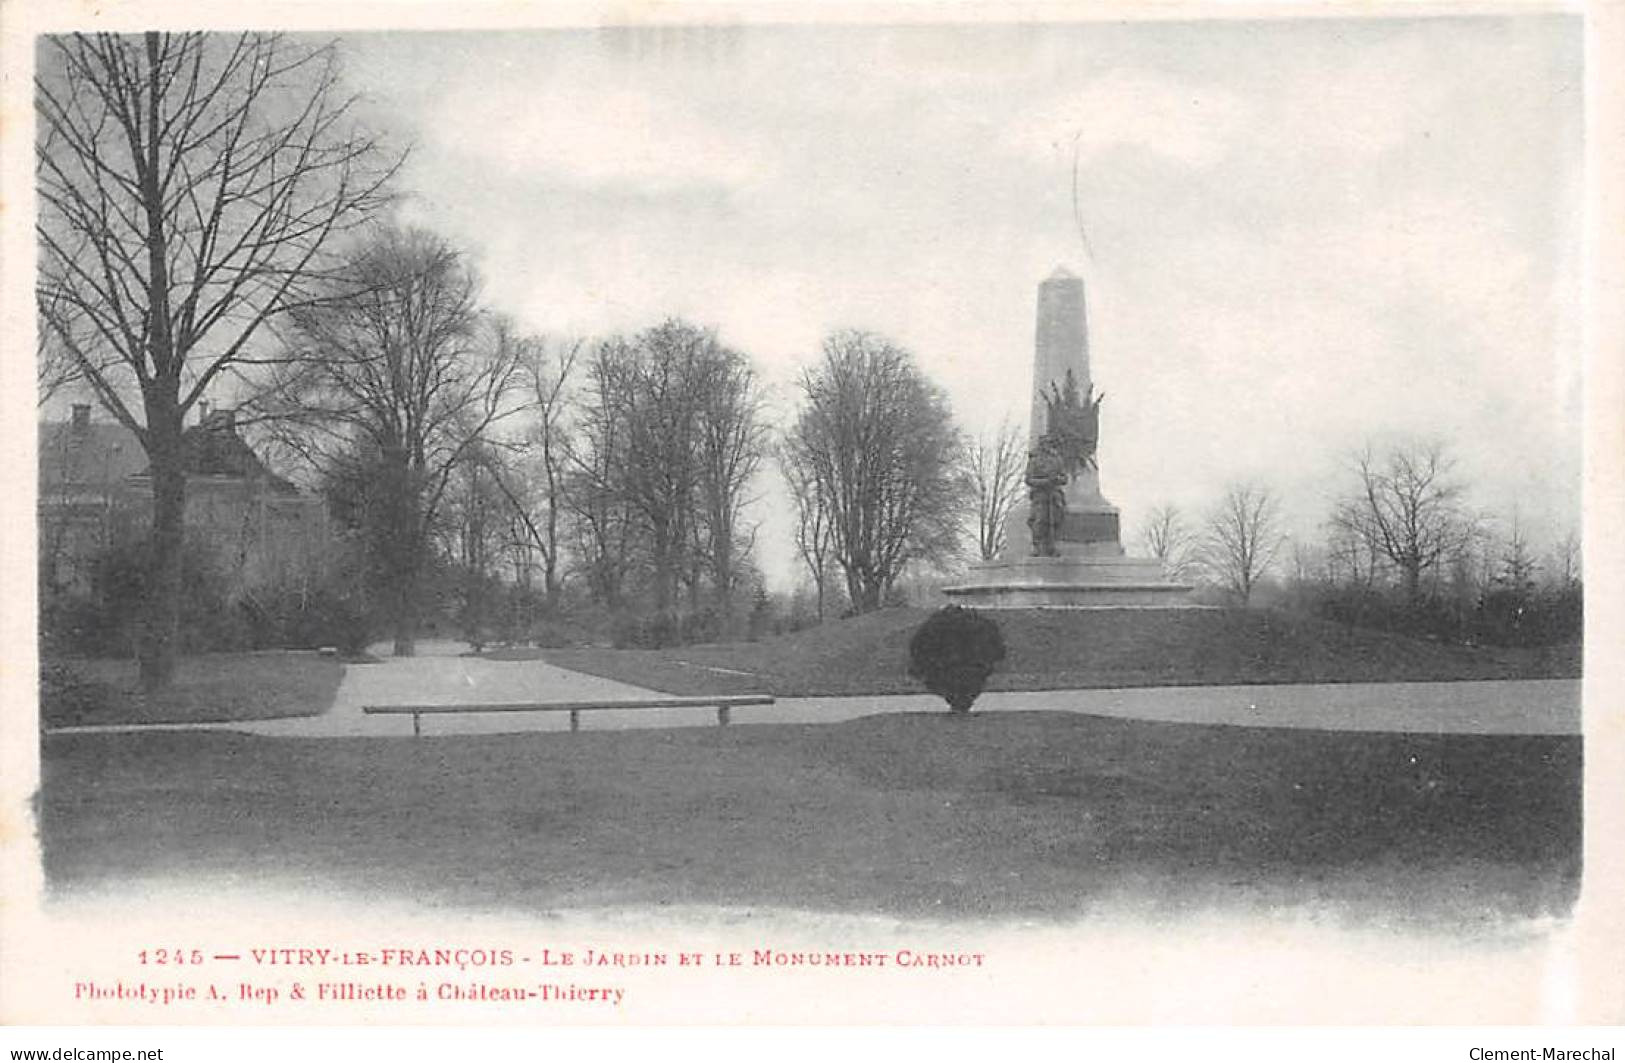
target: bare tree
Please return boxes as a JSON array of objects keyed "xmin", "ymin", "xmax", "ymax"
[
  {"xmin": 1287, "ymin": 539, "xmax": 1323, "ymax": 586},
  {"xmin": 786, "ymin": 330, "xmax": 967, "ymax": 613},
  {"xmin": 1201, "ymin": 481, "xmax": 1285, "ymax": 606},
  {"xmin": 1470, "ymin": 519, "xmax": 1501, "ymax": 594},
  {"xmin": 1330, "ymin": 438, "xmax": 1475, "ymax": 603},
  {"xmin": 564, "ymin": 320, "xmax": 766, "ymax": 635},
  {"xmin": 564, "ymin": 339, "xmax": 639, "ymax": 609},
  {"xmin": 692, "ymin": 339, "xmax": 768, "ymax": 623},
  {"xmin": 487, "ymin": 331, "xmax": 578, "ymax": 607},
  {"xmin": 1137, "ymin": 502, "xmax": 1196, "ymax": 580},
  {"xmin": 1323, "ymin": 511, "xmax": 1382, "ymax": 589},
  {"xmin": 36, "ymin": 32, "xmax": 395, "ymax": 688},
  {"xmin": 1546, "ymin": 527, "xmax": 1581, "ymax": 590},
  {"xmin": 615, "ymin": 321, "xmax": 708, "ymax": 622},
  {"xmin": 779, "ymin": 437, "xmax": 837, "ymax": 621},
  {"xmin": 262, "ymin": 227, "xmax": 520, "ymax": 656},
  {"xmin": 964, "ymin": 418, "xmax": 1024, "ymax": 561},
  {"xmin": 1494, "ymin": 505, "xmax": 1539, "ymax": 591},
  {"xmin": 36, "ymin": 294, "xmax": 84, "ymax": 406},
  {"xmin": 442, "ymin": 442, "xmax": 510, "ymax": 651}
]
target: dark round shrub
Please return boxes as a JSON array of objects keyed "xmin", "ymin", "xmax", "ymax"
[{"xmin": 907, "ymin": 605, "xmax": 1006, "ymax": 714}]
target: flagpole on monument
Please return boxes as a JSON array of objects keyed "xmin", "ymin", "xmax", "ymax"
[{"xmin": 1072, "ymin": 129, "xmax": 1097, "ymax": 272}]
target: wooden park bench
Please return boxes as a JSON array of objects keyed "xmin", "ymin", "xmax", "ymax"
[{"xmin": 363, "ymin": 694, "xmax": 777, "ymax": 737}]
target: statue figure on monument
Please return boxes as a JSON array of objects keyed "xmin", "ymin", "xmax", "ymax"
[
  {"xmin": 1041, "ymin": 368, "xmax": 1104, "ymax": 477},
  {"xmin": 1024, "ymin": 435, "xmax": 1068, "ymax": 557}
]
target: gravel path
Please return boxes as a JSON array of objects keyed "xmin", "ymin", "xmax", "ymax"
[{"xmin": 44, "ymin": 639, "xmax": 1582, "ymax": 738}]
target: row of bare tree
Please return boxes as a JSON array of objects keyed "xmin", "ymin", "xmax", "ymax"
[
  {"xmin": 560, "ymin": 321, "xmax": 767, "ymax": 636},
  {"xmin": 1125, "ymin": 439, "xmax": 1579, "ymax": 642},
  {"xmin": 958, "ymin": 419, "xmax": 1577, "ymax": 639},
  {"xmin": 265, "ymin": 268, "xmax": 781, "ymax": 654},
  {"xmin": 36, "ymin": 30, "xmax": 988, "ymax": 678}
]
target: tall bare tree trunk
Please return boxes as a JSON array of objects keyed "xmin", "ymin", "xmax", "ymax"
[
  {"xmin": 391, "ymin": 564, "xmax": 420, "ymax": 657},
  {"xmin": 712, "ymin": 526, "xmax": 734, "ymax": 626},
  {"xmin": 136, "ymin": 38, "xmax": 182, "ymax": 693},
  {"xmin": 543, "ymin": 500, "xmax": 561, "ymax": 607},
  {"xmin": 652, "ymin": 531, "xmax": 680, "ymax": 642},
  {"xmin": 374, "ymin": 449, "xmax": 421, "ymax": 658},
  {"xmin": 847, "ymin": 567, "xmax": 881, "ymax": 614},
  {"xmin": 139, "ymin": 407, "xmax": 185, "ymax": 691}
]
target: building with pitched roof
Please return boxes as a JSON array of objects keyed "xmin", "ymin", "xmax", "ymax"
[{"xmin": 38, "ymin": 403, "xmax": 330, "ymax": 603}]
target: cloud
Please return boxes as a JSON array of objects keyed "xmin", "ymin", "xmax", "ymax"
[
  {"xmin": 426, "ymin": 82, "xmax": 772, "ymax": 191},
  {"xmin": 1265, "ymin": 34, "xmax": 1455, "ymax": 159},
  {"xmin": 1004, "ymin": 69, "xmax": 1253, "ymax": 169},
  {"xmin": 1088, "ymin": 184, "xmax": 1580, "ymax": 539}
]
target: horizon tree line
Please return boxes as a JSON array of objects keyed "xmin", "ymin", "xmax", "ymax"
[{"xmin": 1127, "ymin": 436, "xmax": 1580, "ymax": 646}]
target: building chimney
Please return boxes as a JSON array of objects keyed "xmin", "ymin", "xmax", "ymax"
[{"xmin": 71, "ymin": 404, "xmax": 91, "ymax": 430}]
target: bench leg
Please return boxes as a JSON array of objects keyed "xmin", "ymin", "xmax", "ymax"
[
  {"xmin": 717, "ymin": 705, "xmax": 730, "ymax": 727},
  {"xmin": 412, "ymin": 713, "xmax": 421, "ymax": 738},
  {"xmin": 570, "ymin": 709, "xmax": 580, "ymax": 733}
]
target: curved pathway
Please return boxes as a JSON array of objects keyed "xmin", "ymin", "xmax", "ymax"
[
  {"xmin": 46, "ymin": 639, "xmax": 1581, "ymax": 738},
  {"xmin": 247, "ymin": 645, "xmax": 663, "ymax": 737}
]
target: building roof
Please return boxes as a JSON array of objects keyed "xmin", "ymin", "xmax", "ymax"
[
  {"xmin": 39, "ymin": 406, "xmax": 300, "ymax": 495},
  {"xmin": 170, "ymin": 414, "xmax": 299, "ymax": 494},
  {"xmin": 38, "ymin": 415, "xmax": 146, "ymax": 488}
]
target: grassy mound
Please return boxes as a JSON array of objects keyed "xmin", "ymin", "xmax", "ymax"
[
  {"xmin": 541, "ymin": 607, "xmax": 1581, "ymax": 697},
  {"xmin": 40, "ymin": 651, "xmax": 346, "ymax": 727}
]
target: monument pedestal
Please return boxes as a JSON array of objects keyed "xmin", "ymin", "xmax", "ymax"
[
  {"xmin": 943, "ymin": 553, "xmax": 1199, "ymax": 609},
  {"xmin": 944, "ymin": 487, "xmax": 1198, "ymax": 610},
  {"xmin": 945, "ymin": 508, "xmax": 1198, "ymax": 608}
]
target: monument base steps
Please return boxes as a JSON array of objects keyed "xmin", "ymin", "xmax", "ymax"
[{"xmin": 943, "ymin": 555, "xmax": 1203, "ymax": 609}]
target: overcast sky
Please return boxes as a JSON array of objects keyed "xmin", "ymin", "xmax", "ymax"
[{"xmin": 331, "ymin": 15, "xmax": 1582, "ymax": 586}]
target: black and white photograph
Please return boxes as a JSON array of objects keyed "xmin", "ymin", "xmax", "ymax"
[{"xmin": 2, "ymin": 0, "xmax": 1622, "ymax": 1038}]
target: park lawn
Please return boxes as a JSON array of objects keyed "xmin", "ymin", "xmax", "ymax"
[
  {"xmin": 40, "ymin": 712, "xmax": 1580, "ymax": 927},
  {"xmin": 538, "ymin": 607, "xmax": 1583, "ymax": 698},
  {"xmin": 40, "ymin": 652, "xmax": 345, "ymax": 727}
]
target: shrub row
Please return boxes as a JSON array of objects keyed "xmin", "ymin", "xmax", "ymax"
[
  {"xmin": 1310, "ymin": 584, "xmax": 1582, "ymax": 648},
  {"xmin": 40, "ymin": 535, "xmax": 373, "ymax": 658}
]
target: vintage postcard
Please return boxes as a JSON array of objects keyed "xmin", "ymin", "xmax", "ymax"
[{"xmin": 2, "ymin": 0, "xmax": 1621, "ymax": 1036}]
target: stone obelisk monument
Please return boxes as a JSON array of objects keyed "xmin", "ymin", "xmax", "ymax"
[
  {"xmin": 1012, "ymin": 265, "xmax": 1119, "ymax": 553},
  {"xmin": 944, "ymin": 266, "xmax": 1196, "ymax": 608}
]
